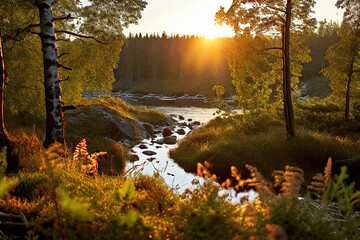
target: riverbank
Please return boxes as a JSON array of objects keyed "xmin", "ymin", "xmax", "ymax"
[
  {"xmin": 170, "ymin": 111, "xmax": 360, "ymax": 185},
  {"xmin": 2, "ymin": 97, "xmax": 360, "ymax": 239}
]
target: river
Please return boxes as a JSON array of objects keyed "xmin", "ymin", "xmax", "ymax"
[{"xmin": 125, "ymin": 104, "xmax": 257, "ymax": 203}]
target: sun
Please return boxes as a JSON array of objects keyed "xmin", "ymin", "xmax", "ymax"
[{"xmin": 198, "ymin": 24, "xmax": 234, "ymax": 39}]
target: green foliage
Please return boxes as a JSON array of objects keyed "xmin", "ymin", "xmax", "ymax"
[
  {"xmin": 321, "ymin": 22, "xmax": 360, "ymax": 119},
  {"xmin": 225, "ymin": 37, "xmax": 274, "ymax": 112},
  {"xmin": 12, "ymin": 174, "xmax": 50, "ymax": 200},
  {"xmin": 113, "ymin": 179, "xmax": 136, "ymax": 201},
  {"xmin": 59, "ymin": 188, "xmax": 90, "ymax": 222},
  {"xmin": 1, "ymin": 0, "xmax": 146, "ymax": 126},
  {"xmin": 0, "ymin": 177, "xmax": 18, "ymax": 199},
  {"xmin": 177, "ymin": 181, "xmax": 237, "ymax": 240},
  {"xmin": 212, "ymin": 85, "xmax": 234, "ymax": 116},
  {"xmin": 323, "ymin": 166, "xmax": 360, "ymax": 214},
  {"xmin": 4, "ymin": 37, "xmax": 45, "ymax": 125},
  {"xmin": 58, "ymin": 38, "xmax": 123, "ymax": 104}
]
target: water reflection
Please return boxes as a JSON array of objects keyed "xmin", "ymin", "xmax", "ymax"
[{"xmin": 125, "ymin": 106, "xmax": 257, "ymax": 203}]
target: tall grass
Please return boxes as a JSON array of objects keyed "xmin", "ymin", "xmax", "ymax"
[
  {"xmin": 79, "ymin": 96, "xmax": 167, "ymax": 125},
  {"xmin": 170, "ymin": 112, "xmax": 359, "ymax": 182}
]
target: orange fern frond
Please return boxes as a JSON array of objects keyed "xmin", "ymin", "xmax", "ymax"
[
  {"xmin": 281, "ymin": 166, "xmax": 304, "ymax": 197},
  {"xmin": 324, "ymin": 157, "xmax": 332, "ymax": 189},
  {"xmin": 245, "ymin": 164, "xmax": 274, "ymax": 195}
]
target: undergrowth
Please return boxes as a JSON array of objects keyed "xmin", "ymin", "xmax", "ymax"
[
  {"xmin": 170, "ymin": 111, "xmax": 359, "ymax": 183},
  {"xmin": 0, "ymin": 135, "xmax": 358, "ymax": 239}
]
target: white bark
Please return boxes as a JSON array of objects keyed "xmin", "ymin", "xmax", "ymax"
[{"xmin": 36, "ymin": 0, "xmax": 64, "ymax": 147}]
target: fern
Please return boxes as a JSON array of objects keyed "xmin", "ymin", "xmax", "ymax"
[
  {"xmin": 73, "ymin": 139, "xmax": 107, "ymax": 175},
  {"xmin": 308, "ymin": 157, "xmax": 332, "ymax": 200}
]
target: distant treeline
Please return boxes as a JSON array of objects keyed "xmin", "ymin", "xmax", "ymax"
[
  {"xmin": 113, "ymin": 26, "xmax": 339, "ymax": 96},
  {"xmin": 113, "ymin": 33, "xmax": 233, "ymax": 95}
]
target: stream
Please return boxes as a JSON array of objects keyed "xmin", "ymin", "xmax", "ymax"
[{"xmin": 125, "ymin": 105, "xmax": 257, "ymax": 203}]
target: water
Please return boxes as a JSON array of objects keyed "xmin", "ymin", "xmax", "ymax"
[{"xmin": 125, "ymin": 106, "xmax": 257, "ymax": 203}]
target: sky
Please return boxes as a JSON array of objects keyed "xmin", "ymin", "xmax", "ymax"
[{"xmin": 124, "ymin": 0, "xmax": 345, "ymax": 38}]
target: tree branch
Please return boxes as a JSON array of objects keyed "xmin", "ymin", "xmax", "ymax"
[
  {"xmin": 267, "ymin": 5, "xmax": 286, "ymax": 13},
  {"xmin": 53, "ymin": 14, "xmax": 74, "ymax": 21},
  {"xmin": 58, "ymin": 64, "xmax": 72, "ymax": 70},
  {"xmin": 58, "ymin": 52, "xmax": 69, "ymax": 58},
  {"xmin": 56, "ymin": 38, "xmax": 70, "ymax": 42},
  {"xmin": 55, "ymin": 30, "xmax": 105, "ymax": 44}
]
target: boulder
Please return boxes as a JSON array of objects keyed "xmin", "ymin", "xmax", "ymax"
[
  {"xmin": 178, "ymin": 115, "xmax": 185, "ymax": 120},
  {"xmin": 193, "ymin": 121, "xmax": 201, "ymax": 126},
  {"xmin": 65, "ymin": 105, "xmax": 147, "ymax": 145},
  {"xmin": 162, "ymin": 128, "xmax": 173, "ymax": 137},
  {"xmin": 188, "ymin": 118, "xmax": 192, "ymax": 122},
  {"xmin": 176, "ymin": 129, "xmax": 186, "ymax": 135},
  {"xmin": 142, "ymin": 123, "xmax": 155, "ymax": 138},
  {"xmin": 163, "ymin": 136, "xmax": 177, "ymax": 145},
  {"xmin": 143, "ymin": 150, "xmax": 157, "ymax": 156}
]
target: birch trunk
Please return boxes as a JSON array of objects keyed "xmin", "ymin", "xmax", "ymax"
[{"xmin": 35, "ymin": 0, "xmax": 64, "ymax": 147}]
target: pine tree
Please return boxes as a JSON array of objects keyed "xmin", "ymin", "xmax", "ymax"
[
  {"xmin": 216, "ymin": 0, "xmax": 316, "ymax": 138},
  {"xmin": 322, "ymin": 0, "xmax": 360, "ymax": 121}
]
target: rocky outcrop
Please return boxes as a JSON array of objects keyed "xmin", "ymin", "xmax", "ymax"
[{"xmin": 64, "ymin": 105, "xmax": 149, "ymax": 146}]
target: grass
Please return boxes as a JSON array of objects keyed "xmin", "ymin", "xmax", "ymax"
[
  {"xmin": 170, "ymin": 111, "xmax": 360, "ymax": 184},
  {"xmin": 0, "ymin": 143, "xmax": 358, "ymax": 239},
  {"xmin": 78, "ymin": 96, "xmax": 167, "ymax": 125},
  {"xmin": 295, "ymin": 98, "xmax": 360, "ymax": 140}
]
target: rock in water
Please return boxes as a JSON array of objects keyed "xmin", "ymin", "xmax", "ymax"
[
  {"xmin": 162, "ymin": 128, "xmax": 173, "ymax": 137},
  {"xmin": 152, "ymin": 139, "xmax": 164, "ymax": 145},
  {"xmin": 164, "ymin": 136, "xmax": 177, "ymax": 145},
  {"xmin": 176, "ymin": 129, "xmax": 186, "ymax": 135},
  {"xmin": 178, "ymin": 115, "xmax": 185, "ymax": 120},
  {"xmin": 139, "ymin": 144, "xmax": 148, "ymax": 149},
  {"xmin": 143, "ymin": 150, "xmax": 157, "ymax": 156}
]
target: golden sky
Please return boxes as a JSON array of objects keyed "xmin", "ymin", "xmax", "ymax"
[{"xmin": 124, "ymin": 0, "xmax": 344, "ymax": 38}]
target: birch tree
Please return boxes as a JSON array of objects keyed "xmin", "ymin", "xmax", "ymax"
[
  {"xmin": 216, "ymin": 0, "xmax": 316, "ymax": 138},
  {"xmin": 1, "ymin": 0, "xmax": 147, "ymax": 147}
]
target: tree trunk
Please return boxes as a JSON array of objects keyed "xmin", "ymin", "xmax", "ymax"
[
  {"xmin": 35, "ymin": 0, "xmax": 65, "ymax": 147},
  {"xmin": 0, "ymin": 36, "xmax": 20, "ymax": 175},
  {"xmin": 344, "ymin": 23, "xmax": 359, "ymax": 122},
  {"xmin": 344, "ymin": 72, "xmax": 353, "ymax": 122},
  {"xmin": 282, "ymin": 0, "xmax": 295, "ymax": 138}
]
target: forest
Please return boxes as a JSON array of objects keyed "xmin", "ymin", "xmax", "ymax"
[{"xmin": 0, "ymin": 0, "xmax": 360, "ymax": 239}]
